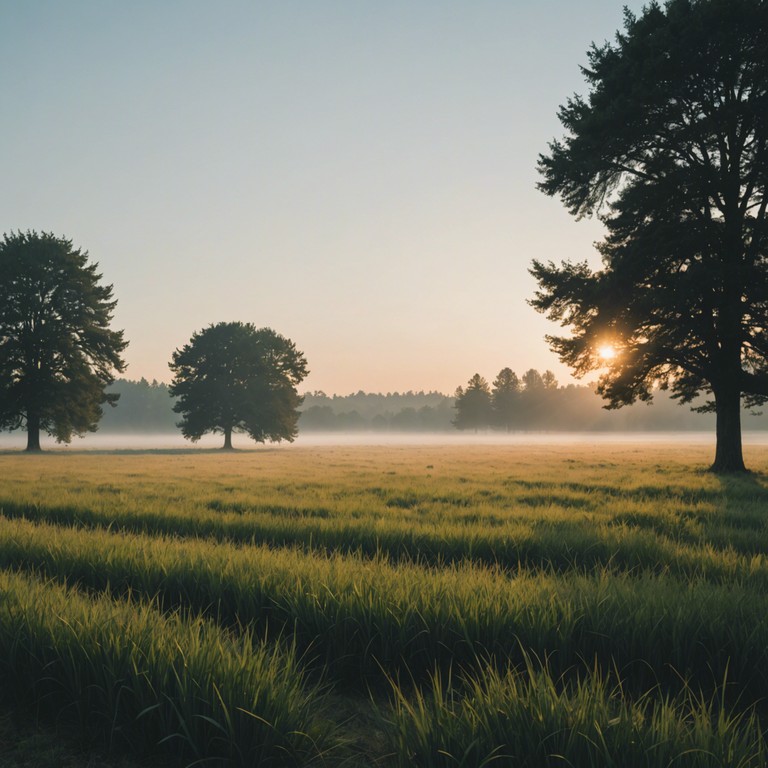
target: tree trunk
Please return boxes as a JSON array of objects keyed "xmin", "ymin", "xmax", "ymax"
[
  {"xmin": 26, "ymin": 412, "xmax": 42, "ymax": 452},
  {"xmin": 710, "ymin": 388, "xmax": 746, "ymax": 472},
  {"xmin": 223, "ymin": 426, "xmax": 233, "ymax": 450}
]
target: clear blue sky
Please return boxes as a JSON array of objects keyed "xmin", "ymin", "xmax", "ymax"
[{"xmin": 1, "ymin": 1, "xmax": 646, "ymax": 394}]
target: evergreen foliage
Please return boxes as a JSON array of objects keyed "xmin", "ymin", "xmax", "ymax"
[
  {"xmin": 0, "ymin": 231, "xmax": 127, "ymax": 451},
  {"xmin": 454, "ymin": 369, "xmax": 562, "ymax": 432},
  {"xmin": 452, "ymin": 374, "xmax": 494, "ymax": 431},
  {"xmin": 299, "ymin": 390, "xmax": 454, "ymax": 432},
  {"xmin": 491, "ymin": 368, "xmax": 521, "ymax": 431},
  {"xmin": 104, "ymin": 378, "xmax": 177, "ymax": 432},
  {"xmin": 93, "ymin": 375, "xmax": 768, "ymax": 434}
]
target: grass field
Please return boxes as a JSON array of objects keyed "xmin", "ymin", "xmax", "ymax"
[{"xmin": 1, "ymin": 442, "xmax": 768, "ymax": 766}]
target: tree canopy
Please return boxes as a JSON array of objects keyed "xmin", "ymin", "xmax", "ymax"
[
  {"xmin": 531, "ymin": 0, "xmax": 768, "ymax": 472},
  {"xmin": 0, "ymin": 231, "xmax": 127, "ymax": 450},
  {"xmin": 491, "ymin": 368, "xmax": 521, "ymax": 431},
  {"xmin": 453, "ymin": 374, "xmax": 494, "ymax": 431},
  {"xmin": 168, "ymin": 322, "xmax": 309, "ymax": 449}
]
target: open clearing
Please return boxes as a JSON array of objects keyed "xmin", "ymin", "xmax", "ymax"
[{"xmin": 1, "ymin": 442, "xmax": 768, "ymax": 766}]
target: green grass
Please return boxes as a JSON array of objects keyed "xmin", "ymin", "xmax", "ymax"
[
  {"xmin": 0, "ymin": 569, "xmax": 341, "ymax": 766},
  {"xmin": 0, "ymin": 515, "xmax": 768, "ymax": 699},
  {"xmin": 384, "ymin": 660, "xmax": 767, "ymax": 767},
  {"xmin": 1, "ymin": 443, "xmax": 767, "ymax": 766}
]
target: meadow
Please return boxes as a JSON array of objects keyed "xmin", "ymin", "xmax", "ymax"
[{"xmin": 1, "ymin": 442, "xmax": 768, "ymax": 766}]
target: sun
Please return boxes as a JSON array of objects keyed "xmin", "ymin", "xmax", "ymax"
[{"xmin": 597, "ymin": 344, "xmax": 618, "ymax": 361}]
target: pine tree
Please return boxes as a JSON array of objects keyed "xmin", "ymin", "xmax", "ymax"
[
  {"xmin": 453, "ymin": 374, "xmax": 493, "ymax": 431},
  {"xmin": 491, "ymin": 368, "xmax": 521, "ymax": 431}
]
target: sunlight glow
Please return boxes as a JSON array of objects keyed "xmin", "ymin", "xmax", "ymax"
[{"xmin": 598, "ymin": 344, "xmax": 618, "ymax": 361}]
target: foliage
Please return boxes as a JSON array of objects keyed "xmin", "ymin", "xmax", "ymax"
[
  {"xmin": 300, "ymin": 389, "xmax": 455, "ymax": 432},
  {"xmin": 168, "ymin": 322, "xmax": 308, "ymax": 448},
  {"xmin": 521, "ymin": 368, "xmax": 543, "ymax": 390},
  {"xmin": 79, "ymin": 373, "xmax": 768, "ymax": 435},
  {"xmin": 452, "ymin": 374, "xmax": 493, "ymax": 430},
  {"xmin": 298, "ymin": 379, "xmax": 768, "ymax": 432},
  {"xmin": 532, "ymin": 0, "xmax": 768, "ymax": 471},
  {"xmin": 0, "ymin": 231, "xmax": 127, "ymax": 450},
  {"xmin": 99, "ymin": 378, "xmax": 177, "ymax": 432},
  {"xmin": 491, "ymin": 367, "xmax": 520, "ymax": 431}
]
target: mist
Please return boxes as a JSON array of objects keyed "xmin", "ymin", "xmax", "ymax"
[
  {"xmin": 4, "ymin": 373, "xmax": 768, "ymax": 452},
  {"xmin": 4, "ymin": 430, "xmax": 768, "ymax": 453}
]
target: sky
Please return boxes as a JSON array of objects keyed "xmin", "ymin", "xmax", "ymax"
[{"xmin": 1, "ymin": 1, "xmax": 647, "ymax": 395}]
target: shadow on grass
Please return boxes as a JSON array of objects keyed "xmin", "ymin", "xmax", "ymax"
[
  {"xmin": 0, "ymin": 447, "xmax": 284, "ymax": 457},
  {"xmin": 713, "ymin": 469, "xmax": 768, "ymax": 494},
  {"xmin": 711, "ymin": 470, "xmax": 768, "ymax": 525}
]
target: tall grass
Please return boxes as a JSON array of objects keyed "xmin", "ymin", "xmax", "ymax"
[
  {"xmin": 1, "ymin": 444, "xmax": 768, "ymax": 765},
  {"xmin": 0, "ymin": 516, "xmax": 767, "ymax": 700},
  {"xmin": 384, "ymin": 661, "xmax": 767, "ymax": 768},
  {"xmin": 3, "ymin": 487, "xmax": 768, "ymax": 575},
  {"xmin": 0, "ymin": 568, "xmax": 341, "ymax": 766},
  {"xmin": 2, "ymin": 446, "xmax": 766, "ymax": 574}
]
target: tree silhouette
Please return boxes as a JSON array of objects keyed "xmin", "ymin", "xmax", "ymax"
[
  {"xmin": 532, "ymin": 0, "xmax": 768, "ymax": 472},
  {"xmin": 521, "ymin": 369, "xmax": 544, "ymax": 391},
  {"xmin": 169, "ymin": 323, "xmax": 308, "ymax": 449},
  {"xmin": 453, "ymin": 374, "xmax": 493, "ymax": 431},
  {"xmin": 541, "ymin": 370, "xmax": 558, "ymax": 390},
  {"xmin": 0, "ymin": 231, "xmax": 127, "ymax": 451},
  {"xmin": 518, "ymin": 369, "xmax": 557, "ymax": 429},
  {"xmin": 492, "ymin": 368, "xmax": 521, "ymax": 431}
]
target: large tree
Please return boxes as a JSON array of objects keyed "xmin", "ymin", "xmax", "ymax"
[
  {"xmin": 0, "ymin": 231, "xmax": 127, "ymax": 451},
  {"xmin": 531, "ymin": 0, "xmax": 768, "ymax": 472},
  {"xmin": 168, "ymin": 322, "xmax": 308, "ymax": 449}
]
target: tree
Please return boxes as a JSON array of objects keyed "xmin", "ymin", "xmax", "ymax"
[
  {"xmin": 541, "ymin": 370, "xmax": 558, "ymax": 390},
  {"xmin": 521, "ymin": 369, "xmax": 544, "ymax": 391},
  {"xmin": 0, "ymin": 231, "xmax": 127, "ymax": 451},
  {"xmin": 518, "ymin": 368, "xmax": 557, "ymax": 429},
  {"xmin": 491, "ymin": 368, "xmax": 521, "ymax": 431},
  {"xmin": 532, "ymin": 0, "xmax": 768, "ymax": 472},
  {"xmin": 168, "ymin": 322, "xmax": 308, "ymax": 449},
  {"xmin": 99, "ymin": 378, "xmax": 178, "ymax": 433},
  {"xmin": 453, "ymin": 374, "xmax": 494, "ymax": 431}
]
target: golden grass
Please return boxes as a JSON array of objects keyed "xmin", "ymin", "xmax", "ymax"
[{"xmin": 2, "ymin": 441, "xmax": 768, "ymax": 766}]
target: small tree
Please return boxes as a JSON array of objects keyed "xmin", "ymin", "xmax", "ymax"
[
  {"xmin": 541, "ymin": 370, "xmax": 558, "ymax": 390},
  {"xmin": 521, "ymin": 369, "xmax": 544, "ymax": 391},
  {"xmin": 0, "ymin": 231, "xmax": 127, "ymax": 451},
  {"xmin": 453, "ymin": 374, "xmax": 494, "ymax": 431},
  {"xmin": 168, "ymin": 322, "xmax": 308, "ymax": 449},
  {"xmin": 492, "ymin": 368, "xmax": 521, "ymax": 431}
]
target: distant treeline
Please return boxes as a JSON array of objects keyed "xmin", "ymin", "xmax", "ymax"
[
  {"xmin": 100, "ymin": 376, "xmax": 768, "ymax": 433},
  {"xmin": 448, "ymin": 369, "xmax": 768, "ymax": 432},
  {"xmin": 304, "ymin": 379, "xmax": 768, "ymax": 432},
  {"xmin": 300, "ymin": 391, "xmax": 455, "ymax": 432},
  {"xmin": 100, "ymin": 379, "xmax": 178, "ymax": 432}
]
